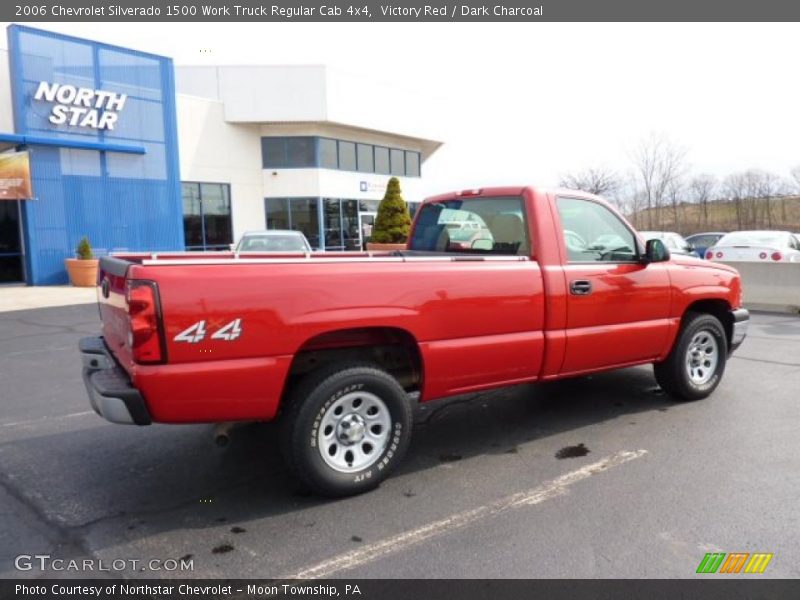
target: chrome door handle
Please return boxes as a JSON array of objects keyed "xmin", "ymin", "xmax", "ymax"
[{"xmin": 570, "ymin": 280, "xmax": 592, "ymax": 295}]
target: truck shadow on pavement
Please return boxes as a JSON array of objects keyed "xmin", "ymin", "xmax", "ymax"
[{"xmin": 0, "ymin": 363, "xmax": 681, "ymax": 568}]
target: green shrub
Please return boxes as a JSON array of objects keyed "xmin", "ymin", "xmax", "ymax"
[
  {"xmin": 371, "ymin": 177, "xmax": 411, "ymax": 244},
  {"xmin": 76, "ymin": 236, "xmax": 94, "ymax": 260}
]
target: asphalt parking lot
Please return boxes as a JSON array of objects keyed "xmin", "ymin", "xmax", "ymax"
[{"xmin": 1, "ymin": 304, "xmax": 799, "ymax": 579}]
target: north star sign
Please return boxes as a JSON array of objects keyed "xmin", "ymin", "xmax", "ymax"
[{"xmin": 33, "ymin": 81, "xmax": 127, "ymax": 130}]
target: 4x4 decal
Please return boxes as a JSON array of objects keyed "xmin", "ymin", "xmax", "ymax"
[{"xmin": 173, "ymin": 319, "xmax": 242, "ymax": 343}]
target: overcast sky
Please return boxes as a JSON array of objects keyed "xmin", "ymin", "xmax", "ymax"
[{"xmin": 2, "ymin": 22, "xmax": 799, "ymax": 196}]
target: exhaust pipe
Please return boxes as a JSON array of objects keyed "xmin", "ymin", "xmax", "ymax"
[{"xmin": 213, "ymin": 422, "xmax": 248, "ymax": 447}]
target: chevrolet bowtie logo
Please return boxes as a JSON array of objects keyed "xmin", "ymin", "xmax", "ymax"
[{"xmin": 696, "ymin": 552, "xmax": 773, "ymax": 574}]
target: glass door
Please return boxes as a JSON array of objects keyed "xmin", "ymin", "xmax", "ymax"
[
  {"xmin": 359, "ymin": 212, "xmax": 376, "ymax": 251},
  {"xmin": 0, "ymin": 200, "xmax": 24, "ymax": 283}
]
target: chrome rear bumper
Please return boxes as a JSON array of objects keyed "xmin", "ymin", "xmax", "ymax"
[{"xmin": 79, "ymin": 337, "xmax": 151, "ymax": 425}]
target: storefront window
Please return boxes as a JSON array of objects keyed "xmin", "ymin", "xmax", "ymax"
[
  {"xmin": 405, "ymin": 151, "xmax": 420, "ymax": 177},
  {"xmin": 288, "ymin": 198, "xmax": 320, "ymax": 249},
  {"xmin": 182, "ymin": 182, "xmax": 233, "ymax": 251},
  {"xmin": 262, "ymin": 137, "xmax": 316, "ymax": 168},
  {"xmin": 338, "ymin": 141, "xmax": 357, "ymax": 171},
  {"xmin": 262, "ymin": 138, "xmax": 285, "ymax": 166},
  {"xmin": 286, "ymin": 138, "xmax": 316, "ymax": 167},
  {"xmin": 182, "ymin": 183, "xmax": 203, "ymax": 248},
  {"xmin": 201, "ymin": 183, "xmax": 232, "ymax": 248},
  {"xmin": 319, "ymin": 138, "xmax": 338, "ymax": 169},
  {"xmin": 359, "ymin": 200, "xmax": 379, "ymax": 213},
  {"xmin": 265, "ymin": 198, "xmax": 289, "ymax": 230},
  {"xmin": 342, "ymin": 200, "xmax": 360, "ymax": 250},
  {"xmin": 262, "ymin": 196, "xmax": 409, "ymax": 252},
  {"xmin": 390, "ymin": 149, "xmax": 405, "ymax": 176},
  {"xmin": 0, "ymin": 201, "xmax": 24, "ymax": 283},
  {"xmin": 374, "ymin": 146, "xmax": 390, "ymax": 175},
  {"xmin": 261, "ymin": 137, "xmax": 421, "ymax": 177},
  {"xmin": 357, "ymin": 144, "xmax": 374, "ymax": 173},
  {"xmin": 323, "ymin": 198, "xmax": 343, "ymax": 250}
]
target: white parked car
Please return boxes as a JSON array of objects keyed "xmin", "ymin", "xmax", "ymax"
[
  {"xmin": 233, "ymin": 230, "xmax": 312, "ymax": 253},
  {"xmin": 706, "ymin": 230, "xmax": 800, "ymax": 262}
]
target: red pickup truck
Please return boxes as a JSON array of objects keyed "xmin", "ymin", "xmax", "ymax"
[{"xmin": 80, "ymin": 187, "xmax": 749, "ymax": 496}]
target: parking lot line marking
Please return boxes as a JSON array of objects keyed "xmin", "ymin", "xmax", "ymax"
[
  {"xmin": 281, "ymin": 448, "xmax": 648, "ymax": 580},
  {"xmin": 0, "ymin": 411, "xmax": 94, "ymax": 428}
]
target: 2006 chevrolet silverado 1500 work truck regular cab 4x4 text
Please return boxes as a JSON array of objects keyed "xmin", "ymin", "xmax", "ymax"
[{"xmin": 80, "ymin": 186, "xmax": 749, "ymax": 496}]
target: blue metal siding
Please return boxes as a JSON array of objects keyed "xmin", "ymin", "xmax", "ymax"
[{"xmin": 7, "ymin": 25, "xmax": 184, "ymax": 285}]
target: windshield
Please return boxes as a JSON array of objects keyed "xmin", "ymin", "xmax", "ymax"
[
  {"xmin": 717, "ymin": 231, "xmax": 787, "ymax": 247},
  {"xmin": 409, "ymin": 196, "xmax": 529, "ymax": 255},
  {"xmin": 238, "ymin": 234, "xmax": 308, "ymax": 252}
]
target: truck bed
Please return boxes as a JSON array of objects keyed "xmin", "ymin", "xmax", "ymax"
[{"xmin": 96, "ymin": 250, "xmax": 546, "ymax": 423}]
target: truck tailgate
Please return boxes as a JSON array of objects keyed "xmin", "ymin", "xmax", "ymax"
[{"xmin": 97, "ymin": 256, "xmax": 139, "ymax": 373}]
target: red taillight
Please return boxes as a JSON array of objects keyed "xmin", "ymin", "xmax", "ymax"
[
  {"xmin": 716, "ymin": 251, "xmax": 723, "ymax": 258},
  {"xmin": 457, "ymin": 189, "xmax": 482, "ymax": 197},
  {"xmin": 759, "ymin": 251, "xmax": 768, "ymax": 260},
  {"xmin": 126, "ymin": 280, "xmax": 164, "ymax": 364},
  {"xmin": 771, "ymin": 252, "xmax": 782, "ymax": 261},
  {"xmin": 705, "ymin": 250, "xmax": 713, "ymax": 259}
]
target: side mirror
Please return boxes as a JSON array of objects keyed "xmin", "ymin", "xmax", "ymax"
[{"xmin": 643, "ymin": 238, "xmax": 670, "ymax": 263}]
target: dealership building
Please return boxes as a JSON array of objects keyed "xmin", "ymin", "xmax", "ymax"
[{"xmin": 0, "ymin": 24, "xmax": 442, "ymax": 285}]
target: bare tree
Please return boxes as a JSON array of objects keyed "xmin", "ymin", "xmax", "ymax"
[
  {"xmin": 605, "ymin": 173, "xmax": 640, "ymax": 224},
  {"xmin": 559, "ymin": 167, "xmax": 621, "ymax": 197},
  {"xmin": 752, "ymin": 170, "xmax": 782, "ymax": 228},
  {"xmin": 788, "ymin": 165, "xmax": 800, "ymax": 222},
  {"xmin": 665, "ymin": 177, "xmax": 686, "ymax": 231},
  {"xmin": 629, "ymin": 133, "xmax": 688, "ymax": 230},
  {"xmin": 689, "ymin": 174, "xmax": 717, "ymax": 228},
  {"xmin": 723, "ymin": 172, "xmax": 746, "ymax": 230},
  {"xmin": 627, "ymin": 187, "xmax": 648, "ymax": 229},
  {"xmin": 790, "ymin": 165, "xmax": 800, "ymax": 191}
]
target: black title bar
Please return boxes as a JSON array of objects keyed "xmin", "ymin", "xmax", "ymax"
[
  {"xmin": 5, "ymin": 0, "xmax": 800, "ymax": 22},
  {"xmin": 5, "ymin": 579, "xmax": 800, "ymax": 600}
]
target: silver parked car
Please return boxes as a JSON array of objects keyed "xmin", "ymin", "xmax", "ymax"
[
  {"xmin": 233, "ymin": 230, "xmax": 312, "ymax": 253},
  {"xmin": 638, "ymin": 231, "xmax": 699, "ymax": 257}
]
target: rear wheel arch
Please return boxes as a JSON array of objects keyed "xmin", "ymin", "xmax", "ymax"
[{"xmin": 283, "ymin": 327, "xmax": 424, "ymax": 408}]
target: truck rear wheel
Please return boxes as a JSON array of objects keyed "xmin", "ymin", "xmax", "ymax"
[
  {"xmin": 280, "ymin": 363, "xmax": 413, "ymax": 497},
  {"xmin": 654, "ymin": 312, "xmax": 728, "ymax": 401}
]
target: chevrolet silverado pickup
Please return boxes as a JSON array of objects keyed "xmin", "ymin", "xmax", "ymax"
[{"xmin": 80, "ymin": 186, "xmax": 749, "ymax": 496}]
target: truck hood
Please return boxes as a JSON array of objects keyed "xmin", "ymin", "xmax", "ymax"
[{"xmin": 670, "ymin": 253, "xmax": 739, "ymax": 275}]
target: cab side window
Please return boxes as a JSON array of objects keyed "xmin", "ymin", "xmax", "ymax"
[
  {"xmin": 556, "ymin": 197, "xmax": 637, "ymax": 262},
  {"xmin": 408, "ymin": 196, "xmax": 530, "ymax": 256}
]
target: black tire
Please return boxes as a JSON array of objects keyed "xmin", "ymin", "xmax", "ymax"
[
  {"xmin": 280, "ymin": 362, "xmax": 413, "ymax": 497},
  {"xmin": 654, "ymin": 312, "xmax": 728, "ymax": 401}
]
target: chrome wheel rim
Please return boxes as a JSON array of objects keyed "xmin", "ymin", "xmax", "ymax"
[
  {"xmin": 685, "ymin": 330, "xmax": 719, "ymax": 385},
  {"xmin": 318, "ymin": 391, "xmax": 391, "ymax": 473}
]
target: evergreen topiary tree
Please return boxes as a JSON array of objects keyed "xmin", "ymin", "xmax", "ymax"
[
  {"xmin": 371, "ymin": 177, "xmax": 411, "ymax": 244},
  {"xmin": 76, "ymin": 236, "xmax": 94, "ymax": 260}
]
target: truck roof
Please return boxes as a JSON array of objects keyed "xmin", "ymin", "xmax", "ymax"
[{"xmin": 422, "ymin": 186, "xmax": 601, "ymax": 204}]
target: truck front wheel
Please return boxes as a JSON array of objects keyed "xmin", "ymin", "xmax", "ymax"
[
  {"xmin": 280, "ymin": 363, "xmax": 413, "ymax": 497},
  {"xmin": 654, "ymin": 312, "xmax": 728, "ymax": 401}
]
